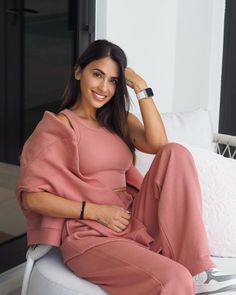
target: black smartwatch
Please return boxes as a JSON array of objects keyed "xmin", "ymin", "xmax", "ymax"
[{"xmin": 136, "ymin": 88, "xmax": 154, "ymax": 100}]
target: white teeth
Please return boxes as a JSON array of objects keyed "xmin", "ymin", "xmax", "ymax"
[
  {"xmin": 97, "ymin": 94, "xmax": 105, "ymax": 98},
  {"xmin": 93, "ymin": 92, "xmax": 106, "ymax": 100}
]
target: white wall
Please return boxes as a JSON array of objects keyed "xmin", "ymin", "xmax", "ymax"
[
  {"xmin": 96, "ymin": 0, "xmax": 225, "ymax": 132},
  {"xmin": 173, "ymin": 0, "xmax": 214, "ymax": 112},
  {"xmin": 207, "ymin": 0, "xmax": 226, "ymax": 132},
  {"xmin": 173, "ymin": 0, "xmax": 225, "ymax": 132},
  {"xmin": 96, "ymin": 0, "xmax": 178, "ymax": 113}
]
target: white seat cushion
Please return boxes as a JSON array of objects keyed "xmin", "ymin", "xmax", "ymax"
[
  {"xmin": 28, "ymin": 248, "xmax": 108, "ymax": 295},
  {"xmin": 27, "ymin": 248, "xmax": 236, "ymax": 295},
  {"xmin": 185, "ymin": 145, "xmax": 236, "ymax": 257}
]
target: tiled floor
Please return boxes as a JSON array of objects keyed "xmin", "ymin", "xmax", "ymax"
[
  {"xmin": 0, "ymin": 162, "xmax": 26, "ymax": 293},
  {"xmin": 0, "ymin": 263, "xmax": 25, "ymax": 295},
  {"xmin": 0, "ymin": 162, "xmax": 26, "ymax": 242}
]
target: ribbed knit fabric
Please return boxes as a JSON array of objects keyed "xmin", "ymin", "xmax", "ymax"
[
  {"xmin": 62, "ymin": 142, "xmax": 215, "ymax": 295},
  {"xmin": 17, "ymin": 109, "xmax": 215, "ymax": 294}
]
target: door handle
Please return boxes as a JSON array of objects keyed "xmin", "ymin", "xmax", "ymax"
[
  {"xmin": 6, "ymin": 8, "xmax": 38, "ymax": 15},
  {"xmin": 82, "ymin": 24, "xmax": 89, "ymax": 31}
]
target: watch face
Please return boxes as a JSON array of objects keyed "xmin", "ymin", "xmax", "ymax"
[
  {"xmin": 136, "ymin": 87, "xmax": 154, "ymax": 100},
  {"xmin": 146, "ymin": 88, "xmax": 154, "ymax": 97}
]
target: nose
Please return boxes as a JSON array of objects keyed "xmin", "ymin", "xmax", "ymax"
[{"xmin": 98, "ymin": 79, "xmax": 108, "ymax": 92}]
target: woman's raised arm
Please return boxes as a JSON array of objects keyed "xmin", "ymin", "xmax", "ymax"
[{"xmin": 125, "ymin": 67, "xmax": 168, "ymax": 154}]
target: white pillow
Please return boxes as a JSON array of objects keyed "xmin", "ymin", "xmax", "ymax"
[
  {"xmin": 185, "ymin": 145, "xmax": 236, "ymax": 258},
  {"xmin": 134, "ymin": 108, "xmax": 214, "ymax": 175},
  {"xmin": 161, "ymin": 108, "xmax": 215, "ymax": 151}
]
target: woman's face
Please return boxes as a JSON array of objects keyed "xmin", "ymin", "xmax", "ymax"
[{"xmin": 75, "ymin": 57, "xmax": 120, "ymax": 110}]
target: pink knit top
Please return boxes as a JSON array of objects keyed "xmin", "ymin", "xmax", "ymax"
[
  {"xmin": 16, "ymin": 109, "xmax": 154, "ymax": 259},
  {"xmin": 62, "ymin": 109, "xmax": 133, "ymax": 190}
]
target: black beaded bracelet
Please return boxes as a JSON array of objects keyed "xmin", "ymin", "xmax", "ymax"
[{"xmin": 80, "ymin": 201, "xmax": 86, "ymax": 220}]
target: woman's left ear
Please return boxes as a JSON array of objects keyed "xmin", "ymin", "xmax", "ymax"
[{"xmin": 74, "ymin": 66, "xmax": 81, "ymax": 80}]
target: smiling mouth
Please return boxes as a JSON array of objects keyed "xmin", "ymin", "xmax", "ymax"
[{"xmin": 92, "ymin": 91, "xmax": 107, "ymax": 101}]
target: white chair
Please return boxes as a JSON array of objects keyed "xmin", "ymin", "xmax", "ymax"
[{"xmin": 21, "ymin": 245, "xmax": 108, "ymax": 295}]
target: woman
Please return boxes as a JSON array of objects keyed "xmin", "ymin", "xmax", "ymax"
[{"xmin": 17, "ymin": 39, "xmax": 236, "ymax": 295}]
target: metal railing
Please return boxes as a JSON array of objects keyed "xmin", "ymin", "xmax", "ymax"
[{"xmin": 213, "ymin": 133, "xmax": 236, "ymax": 159}]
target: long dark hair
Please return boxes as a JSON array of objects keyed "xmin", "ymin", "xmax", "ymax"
[{"xmin": 59, "ymin": 39, "xmax": 135, "ymax": 161}]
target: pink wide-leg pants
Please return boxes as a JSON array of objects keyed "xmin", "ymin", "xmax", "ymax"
[{"xmin": 63, "ymin": 143, "xmax": 215, "ymax": 295}]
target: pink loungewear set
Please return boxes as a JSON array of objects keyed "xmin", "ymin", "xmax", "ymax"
[{"xmin": 17, "ymin": 109, "xmax": 215, "ymax": 295}]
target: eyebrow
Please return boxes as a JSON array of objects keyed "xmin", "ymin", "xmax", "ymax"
[{"xmin": 92, "ymin": 68, "xmax": 119, "ymax": 80}]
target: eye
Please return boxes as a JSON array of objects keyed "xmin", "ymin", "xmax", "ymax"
[
  {"xmin": 110, "ymin": 79, "xmax": 118, "ymax": 85},
  {"xmin": 93, "ymin": 71, "xmax": 102, "ymax": 78}
]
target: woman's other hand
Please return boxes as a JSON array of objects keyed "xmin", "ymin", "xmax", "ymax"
[
  {"xmin": 92, "ymin": 204, "xmax": 131, "ymax": 233},
  {"xmin": 125, "ymin": 67, "xmax": 148, "ymax": 93}
]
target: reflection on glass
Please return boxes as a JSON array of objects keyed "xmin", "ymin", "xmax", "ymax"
[
  {"xmin": 0, "ymin": 0, "xmax": 73, "ymax": 247},
  {"xmin": 24, "ymin": 0, "xmax": 73, "ymax": 140},
  {"xmin": 0, "ymin": 162, "xmax": 23, "ymax": 244}
]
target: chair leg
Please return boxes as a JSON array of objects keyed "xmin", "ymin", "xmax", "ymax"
[
  {"xmin": 21, "ymin": 255, "xmax": 34, "ymax": 295},
  {"xmin": 21, "ymin": 245, "xmax": 53, "ymax": 295}
]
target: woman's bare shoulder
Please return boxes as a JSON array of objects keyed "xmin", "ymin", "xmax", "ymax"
[{"xmin": 56, "ymin": 113, "xmax": 73, "ymax": 129}]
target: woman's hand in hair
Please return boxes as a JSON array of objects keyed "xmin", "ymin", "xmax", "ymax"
[
  {"xmin": 94, "ymin": 204, "xmax": 131, "ymax": 233},
  {"xmin": 125, "ymin": 67, "xmax": 148, "ymax": 93}
]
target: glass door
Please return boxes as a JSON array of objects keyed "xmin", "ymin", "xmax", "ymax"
[
  {"xmin": 24, "ymin": 0, "xmax": 74, "ymax": 140},
  {"xmin": 0, "ymin": 0, "xmax": 95, "ymax": 273}
]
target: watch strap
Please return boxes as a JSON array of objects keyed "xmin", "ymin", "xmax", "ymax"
[{"xmin": 136, "ymin": 88, "xmax": 154, "ymax": 100}]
